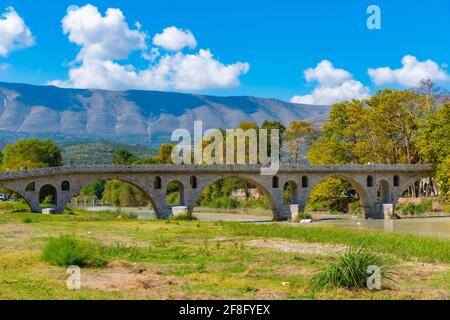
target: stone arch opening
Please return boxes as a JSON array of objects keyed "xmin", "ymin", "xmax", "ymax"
[
  {"xmin": 25, "ymin": 182, "xmax": 36, "ymax": 192},
  {"xmin": 306, "ymin": 175, "xmax": 372, "ymax": 218},
  {"xmin": 367, "ymin": 175, "xmax": 374, "ymax": 188},
  {"xmin": 194, "ymin": 175, "xmax": 278, "ymax": 221},
  {"xmin": 61, "ymin": 181, "xmax": 70, "ymax": 191},
  {"xmin": 302, "ymin": 176, "xmax": 309, "ymax": 189},
  {"xmin": 283, "ymin": 181, "xmax": 299, "ymax": 205},
  {"xmin": 272, "ymin": 176, "xmax": 279, "ymax": 189},
  {"xmin": 0, "ymin": 185, "xmax": 32, "ymax": 212},
  {"xmin": 377, "ymin": 179, "xmax": 391, "ymax": 203},
  {"xmin": 154, "ymin": 176, "xmax": 162, "ymax": 190},
  {"xmin": 394, "ymin": 175, "xmax": 400, "ymax": 187},
  {"xmin": 190, "ymin": 176, "xmax": 198, "ymax": 189},
  {"xmin": 166, "ymin": 180, "xmax": 185, "ymax": 206},
  {"xmin": 39, "ymin": 184, "xmax": 57, "ymax": 208},
  {"xmin": 72, "ymin": 177, "xmax": 159, "ymax": 218}
]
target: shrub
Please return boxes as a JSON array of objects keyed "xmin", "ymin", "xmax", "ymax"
[
  {"xmin": 201, "ymin": 197, "xmax": 240, "ymax": 209},
  {"xmin": 399, "ymin": 201, "xmax": 433, "ymax": 215},
  {"xmin": 42, "ymin": 235, "xmax": 107, "ymax": 267},
  {"xmin": 310, "ymin": 246, "xmax": 393, "ymax": 290},
  {"xmin": 293, "ymin": 212, "xmax": 312, "ymax": 222}
]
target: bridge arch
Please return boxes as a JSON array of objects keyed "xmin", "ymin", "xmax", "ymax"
[
  {"xmin": 39, "ymin": 184, "xmax": 57, "ymax": 207},
  {"xmin": 0, "ymin": 184, "xmax": 33, "ymax": 211},
  {"xmin": 192, "ymin": 174, "xmax": 280, "ymax": 220},
  {"xmin": 166, "ymin": 180, "xmax": 185, "ymax": 206},
  {"xmin": 306, "ymin": 174, "xmax": 374, "ymax": 218},
  {"xmin": 283, "ymin": 180, "xmax": 299, "ymax": 204},
  {"xmin": 74, "ymin": 176, "xmax": 161, "ymax": 218},
  {"xmin": 397, "ymin": 174, "xmax": 437, "ymax": 200},
  {"xmin": 377, "ymin": 179, "xmax": 391, "ymax": 203}
]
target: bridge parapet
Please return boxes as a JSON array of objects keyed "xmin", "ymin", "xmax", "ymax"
[{"xmin": 0, "ymin": 164, "xmax": 434, "ymax": 180}]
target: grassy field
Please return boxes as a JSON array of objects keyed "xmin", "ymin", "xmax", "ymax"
[{"xmin": 0, "ymin": 202, "xmax": 449, "ymax": 300}]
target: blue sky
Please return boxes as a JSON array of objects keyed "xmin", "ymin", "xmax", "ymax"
[{"xmin": 0, "ymin": 0, "xmax": 449, "ymax": 103}]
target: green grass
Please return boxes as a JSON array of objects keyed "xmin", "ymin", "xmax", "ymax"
[
  {"xmin": 41, "ymin": 235, "xmax": 107, "ymax": 267},
  {"xmin": 21, "ymin": 216, "xmax": 34, "ymax": 224},
  {"xmin": 222, "ymin": 223, "xmax": 450, "ymax": 263},
  {"xmin": 310, "ymin": 246, "xmax": 394, "ymax": 290},
  {"xmin": 0, "ymin": 202, "xmax": 449, "ymax": 300}
]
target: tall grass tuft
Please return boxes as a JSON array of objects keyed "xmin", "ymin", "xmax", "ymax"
[
  {"xmin": 310, "ymin": 246, "xmax": 394, "ymax": 290},
  {"xmin": 42, "ymin": 235, "xmax": 107, "ymax": 267}
]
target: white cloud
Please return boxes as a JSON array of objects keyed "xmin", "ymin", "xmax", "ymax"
[
  {"xmin": 291, "ymin": 60, "xmax": 370, "ymax": 105},
  {"xmin": 50, "ymin": 4, "xmax": 249, "ymax": 91},
  {"xmin": 61, "ymin": 4, "xmax": 147, "ymax": 61},
  {"xmin": 0, "ymin": 7, "xmax": 35, "ymax": 57},
  {"xmin": 152, "ymin": 26, "xmax": 197, "ymax": 52},
  {"xmin": 368, "ymin": 55, "xmax": 450, "ymax": 87},
  {"xmin": 51, "ymin": 50, "xmax": 249, "ymax": 91}
]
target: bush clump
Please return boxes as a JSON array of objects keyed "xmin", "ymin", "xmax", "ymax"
[
  {"xmin": 399, "ymin": 200, "xmax": 433, "ymax": 215},
  {"xmin": 42, "ymin": 235, "xmax": 107, "ymax": 267},
  {"xmin": 310, "ymin": 246, "xmax": 393, "ymax": 290}
]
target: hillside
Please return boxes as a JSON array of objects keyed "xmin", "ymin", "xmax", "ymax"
[{"xmin": 0, "ymin": 82, "xmax": 330, "ymax": 147}]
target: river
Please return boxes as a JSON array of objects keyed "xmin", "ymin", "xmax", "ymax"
[{"xmin": 81, "ymin": 206, "xmax": 450, "ymax": 240}]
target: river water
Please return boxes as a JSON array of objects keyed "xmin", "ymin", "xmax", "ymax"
[
  {"xmin": 311, "ymin": 217, "xmax": 450, "ymax": 239},
  {"xmin": 81, "ymin": 206, "xmax": 450, "ymax": 240}
]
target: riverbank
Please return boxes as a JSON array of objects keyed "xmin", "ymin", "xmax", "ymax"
[{"xmin": 0, "ymin": 206, "xmax": 449, "ymax": 300}]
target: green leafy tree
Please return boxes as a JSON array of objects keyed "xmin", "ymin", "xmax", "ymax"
[
  {"xmin": 261, "ymin": 120, "xmax": 286, "ymax": 159},
  {"xmin": 286, "ymin": 121, "xmax": 315, "ymax": 164},
  {"xmin": 113, "ymin": 149, "xmax": 140, "ymax": 165},
  {"xmin": 418, "ymin": 103, "xmax": 450, "ymax": 199},
  {"xmin": 157, "ymin": 144, "xmax": 175, "ymax": 164},
  {"xmin": 2, "ymin": 139, "xmax": 62, "ymax": 171}
]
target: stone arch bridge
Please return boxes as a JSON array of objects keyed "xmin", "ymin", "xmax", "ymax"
[{"xmin": 0, "ymin": 164, "xmax": 433, "ymax": 220}]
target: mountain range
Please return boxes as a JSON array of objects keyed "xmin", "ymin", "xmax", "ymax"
[{"xmin": 0, "ymin": 81, "xmax": 330, "ymax": 147}]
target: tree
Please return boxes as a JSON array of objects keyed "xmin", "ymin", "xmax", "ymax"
[
  {"xmin": 157, "ymin": 144, "xmax": 176, "ymax": 164},
  {"xmin": 261, "ymin": 120, "xmax": 286, "ymax": 159},
  {"xmin": 286, "ymin": 121, "xmax": 315, "ymax": 164},
  {"xmin": 2, "ymin": 139, "xmax": 62, "ymax": 171},
  {"xmin": 308, "ymin": 100, "xmax": 365, "ymax": 165},
  {"xmin": 308, "ymin": 91, "xmax": 427, "ymax": 165},
  {"xmin": 366, "ymin": 89, "xmax": 426, "ymax": 164},
  {"xmin": 113, "ymin": 149, "xmax": 139, "ymax": 165},
  {"xmin": 418, "ymin": 103, "xmax": 450, "ymax": 199}
]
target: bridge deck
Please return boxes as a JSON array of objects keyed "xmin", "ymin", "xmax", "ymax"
[{"xmin": 0, "ymin": 164, "xmax": 434, "ymax": 180}]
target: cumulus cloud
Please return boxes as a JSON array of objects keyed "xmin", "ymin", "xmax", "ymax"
[
  {"xmin": 62, "ymin": 4, "xmax": 147, "ymax": 61},
  {"xmin": 50, "ymin": 4, "xmax": 249, "ymax": 91},
  {"xmin": 0, "ymin": 7, "xmax": 35, "ymax": 57},
  {"xmin": 291, "ymin": 60, "xmax": 370, "ymax": 105},
  {"xmin": 152, "ymin": 26, "xmax": 197, "ymax": 51},
  {"xmin": 51, "ymin": 50, "xmax": 249, "ymax": 91},
  {"xmin": 368, "ymin": 55, "xmax": 450, "ymax": 87}
]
